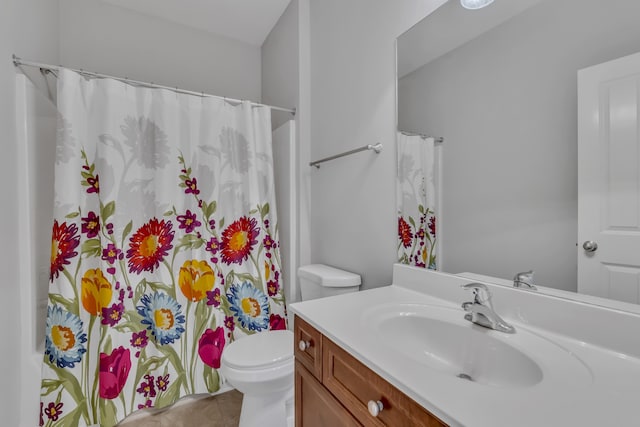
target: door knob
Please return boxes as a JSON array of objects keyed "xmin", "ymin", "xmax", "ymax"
[{"xmin": 582, "ymin": 241, "xmax": 598, "ymax": 252}]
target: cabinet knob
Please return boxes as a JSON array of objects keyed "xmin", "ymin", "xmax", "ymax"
[
  {"xmin": 298, "ymin": 340, "xmax": 311, "ymax": 351},
  {"xmin": 367, "ymin": 400, "xmax": 384, "ymax": 417}
]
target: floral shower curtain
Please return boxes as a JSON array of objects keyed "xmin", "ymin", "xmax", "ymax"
[
  {"xmin": 397, "ymin": 132, "xmax": 437, "ymax": 269},
  {"xmin": 40, "ymin": 69, "xmax": 287, "ymax": 427}
]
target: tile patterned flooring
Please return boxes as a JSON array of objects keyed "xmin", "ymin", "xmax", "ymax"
[{"xmin": 117, "ymin": 390, "xmax": 242, "ymax": 427}]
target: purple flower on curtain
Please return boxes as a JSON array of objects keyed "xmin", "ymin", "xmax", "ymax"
[
  {"xmin": 101, "ymin": 243, "xmax": 123, "ymax": 264},
  {"xmin": 224, "ymin": 316, "xmax": 235, "ymax": 331},
  {"xmin": 263, "ymin": 234, "xmax": 275, "ymax": 250},
  {"xmin": 205, "ymin": 237, "xmax": 220, "ymax": 254},
  {"xmin": 198, "ymin": 327, "xmax": 226, "ymax": 369},
  {"xmin": 86, "ymin": 175, "xmax": 100, "ymax": 194},
  {"xmin": 267, "ymin": 280, "xmax": 279, "ymax": 297},
  {"xmin": 137, "ymin": 374, "xmax": 157, "ymax": 398},
  {"xmin": 176, "ymin": 209, "xmax": 201, "ymax": 233},
  {"xmin": 220, "ymin": 217, "xmax": 259, "ymax": 265},
  {"xmin": 184, "ymin": 177, "xmax": 200, "ymax": 195},
  {"xmin": 206, "ymin": 288, "xmax": 221, "ymax": 307},
  {"xmin": 155, "ymin": 374, "xmax": 170, "ymax": 392},
  {"xmin": 127, "ymin": 218, "xmax": 174, "ymax": 274},
  {"xmin": 131, "ymin": 330, "xmax": 149, "ymax": 349},
  {"xmin": 138, "ymin": 399, "xmax": 153, "ymax": 410},
  {"xmin": 44, "ymin": 402, "xmax": 64, "ymax": 422},
  {"xmin": 49, "ymin": 220, "xmax": 80, "ymax": 281},
  {"xmin": 99, "ymin": 347, "xmax": 132, "ymax": 399},
  {"xmin": 101, "ymin": 302, "xmax": 124, "ymax": 326},
  {"xmin": 81, "ymin": 211, "xmax": 100, "ymax": 238}
]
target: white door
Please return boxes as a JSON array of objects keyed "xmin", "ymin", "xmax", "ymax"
[{"xmin": 578, "ymin": 51, "xmax": 640, "ymax": 303}]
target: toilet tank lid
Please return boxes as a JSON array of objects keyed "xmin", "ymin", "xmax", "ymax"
[{"xmin": 297, "ymin": 264, "xmax": 361, "ymax": 287}]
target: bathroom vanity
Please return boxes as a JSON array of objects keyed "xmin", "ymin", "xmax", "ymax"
[
  {"xmin": 289, "ymin": 264, "xmax": 640, "ymax": 427},
  {"xmin": 294, "ymin": 315, "xmax": 446, "ymax": 426}
]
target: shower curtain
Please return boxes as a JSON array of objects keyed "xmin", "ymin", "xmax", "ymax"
[
  {"xmin": 397, "ymin": 132, "xmax": 437, "ymax": 269},
  {"xmin": 40, "ymin": 69, "xmax": 287, "ymax": 427}
]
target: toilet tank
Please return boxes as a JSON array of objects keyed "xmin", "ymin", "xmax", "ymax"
[{"xmin": 297, "ymin": 264, "xmax": 361, "ymax": 301}]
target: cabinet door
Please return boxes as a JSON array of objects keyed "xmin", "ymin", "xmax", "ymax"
[
  {"xmin": 294, "ymin": 315, "xmax": 324, "ymax": 380},
  {"xmin": 323, "ymin": 338, "xmax": 447, "ymax": 427},
  {"xmin": 295, "ymin": 361, "xmax": 361, "ymax": 427}
]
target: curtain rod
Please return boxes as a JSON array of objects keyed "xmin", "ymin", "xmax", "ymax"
[
  {"xmin": 400, "ymin": 130, "xmax": 443, "ymax": 144},
  {"xmin": 12, "ymin": 55, "xmax": 296, "ymax": 115}
]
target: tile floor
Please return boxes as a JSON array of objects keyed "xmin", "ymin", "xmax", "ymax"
[{"xmin": 117, "ymin": 390, "xmax": 242, "ymax": 427}]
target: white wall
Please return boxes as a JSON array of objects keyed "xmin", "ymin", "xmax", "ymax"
[
  {"xmin": 59, "ymin": 0, "xmax": 261, "ymax": 101},
  {"xmin": 4, "ymin": 0, "xmax": 60, "ymax": 425},
  {"xmin": 262, "ymin": 0, "xmax": 313, "ymax": 302},
  {"xmin": 308, "ymin": 0, "xmax": 445, "ymax": 289},
  {"xmin": 262, "ymin": 0, "xmax": 299, "ymax": 130},
  {"xmin": 398, "ymin": 0, "xmax": 640, "ymax": 291},
  {"xmin": 0, "ymin": 0, "xmax": 20, "ymax": 425}
]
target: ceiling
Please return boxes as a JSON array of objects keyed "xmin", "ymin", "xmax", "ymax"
[
  {"xmin": 100, "ymin": 0, "xmax": 292, "ymax": 46},
  {"xmin": 397, "ymin": 0, "xmax": 543, "ymax": 78}
]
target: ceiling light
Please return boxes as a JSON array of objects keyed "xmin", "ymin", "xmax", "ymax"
[{"xmin": 460, "ymin": 0, "xmax": 495, "ymax": 10}]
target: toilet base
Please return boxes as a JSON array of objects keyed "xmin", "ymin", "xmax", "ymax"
[{"xmin": 238, "ymin": 387, "xmax": 294, "ymax": 427}]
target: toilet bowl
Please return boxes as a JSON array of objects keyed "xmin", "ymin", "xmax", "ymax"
[
  {"xmin": 220, "ymin": 264, "xmax": 361, "ymax": 427},
  {"xmin": 220, "ymin": 330, "xmax": 294, "ymax": 427}
]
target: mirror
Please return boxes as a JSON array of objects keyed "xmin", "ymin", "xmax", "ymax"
[{"xmin": 397, "ymin": 0, "xmax": 640, "ymax": 305}]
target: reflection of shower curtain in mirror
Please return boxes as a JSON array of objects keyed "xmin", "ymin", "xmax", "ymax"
[
  {"xmin": 40, "ymin": 69, "xmax": 287, "ymax": 426},
  {"xmin": 397, "ymin": 133, "xmax": 437, "ymax": 269}
]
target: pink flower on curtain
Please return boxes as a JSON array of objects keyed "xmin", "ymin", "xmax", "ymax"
[
  {"xmin": 269, "ymin": 314, "xmax": 287, "ymax": 331},
  {"xmin": 197, "ymin": 327, "xmax": 225, "ymax": 369},
  {"xmin": 99, "ymin": 347, "xmax": 132, "ymax": 399}
]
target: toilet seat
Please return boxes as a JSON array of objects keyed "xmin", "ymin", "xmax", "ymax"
[{"xmin": 222, "ymin": 330, "xmax": 293, "ymax": 370}]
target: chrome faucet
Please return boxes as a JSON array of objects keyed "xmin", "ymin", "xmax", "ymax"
[
  {"xmin": 461, "ymin": 283, "xmax": 515, "ymax": 333},
  {"xmin": 513, "ymin": 270, "xmax": 536, "ymax": 290}
]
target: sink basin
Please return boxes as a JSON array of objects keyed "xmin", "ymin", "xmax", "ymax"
[{"xmin": 363, "ymin": 303, "xmax": 591, "ymax": 389}]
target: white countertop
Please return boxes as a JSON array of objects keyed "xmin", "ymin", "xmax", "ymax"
[{"xmin": 289, "ymin": 266, "xmax": 640, "ymax": 427}]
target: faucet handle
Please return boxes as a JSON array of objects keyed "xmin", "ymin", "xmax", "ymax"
[
  {"xmin": 461, "ymin": 282, "xmax": 491, "ymax": 304},
  {"xmin": 513, "ymin": 270, "xmax": 536, "ymax": 290}
]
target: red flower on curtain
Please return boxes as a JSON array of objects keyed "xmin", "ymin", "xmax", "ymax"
[
  {"xmin": 220, "ymin": 216, "xmax": 259, "ymax": 265},
  {"xmin": 198, "ymin": 327, "xmax": 225, "ymax": 369},
  {"xmin": 99, "ymin": 347, "xmax": 132, "ymax": 399},
  {"xmin": 398, "ymin": 217, "xmax": 413, "ymax": 248},
  {"xmin": 50, "ymin": 220, "xmax": 80, "ymax": 281},
  {"xmin": 126, "ymin": 218, "xmax": 174, "ymax": 274},
  {"xmin": 428, "ymin": 216, "xmax": 436, "ymax": 237}
]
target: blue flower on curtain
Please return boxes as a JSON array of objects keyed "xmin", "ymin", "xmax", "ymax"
[
  {"xmin": 227, "ymin": 282, "xmax": 270, "ymax": 331},
  {"xmin": 137, "ymin": 292, "xmax": 186, "ymax": 345},
  {"xmin": 44, "ymin": 305, "xmax": 87, "ymax": 368}
]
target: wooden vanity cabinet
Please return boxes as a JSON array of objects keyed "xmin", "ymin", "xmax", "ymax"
[{"xmin": 294, "ymin": 315, "xmax": 447, "ymax": 427}]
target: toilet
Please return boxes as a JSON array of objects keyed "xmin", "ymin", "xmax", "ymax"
[{"xmin": 220, "ymin": 264, "xmax": 361, "ymax": 427}]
